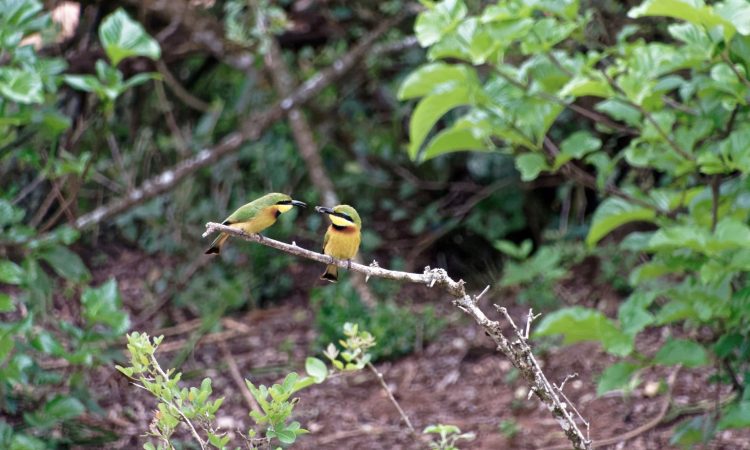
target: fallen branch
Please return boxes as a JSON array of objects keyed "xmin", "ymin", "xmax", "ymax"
[
  {"xmin": 73, "ymin": 17, "xmax": 399, "ymax": 230},
  {"xmin": 203, "ymin": 222, "xmax": 592, "ymax": 450}
]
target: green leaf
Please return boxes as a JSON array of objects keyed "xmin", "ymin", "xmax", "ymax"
[
  {"xmin": 0, "ymin": 260, "xmax": 24, "ymax": 285},
  {"xmin": 594, "ymin": 99, "xmax": 641, "ymax": 126},
  {"xmin": 45, "ymin": 396, "xmax": 85, "ymax": 422},
  {"xmin": 716, "ymin": 0, "xmax": 750, "ymax": 36},
  {"xmin": 121, "ymin": 72, "xmax": 160, "ymax": 91},
  {"xmin": 99, "ymin": 8, "xmax": 161, "ymax": 66},
  {"xmin": 628, "ymin": 0, "xmax": 736, "ymax": 41},
  {"xmin": 398, "ymin": 62, "xmax": 478, "ymax": 100},
  {"xmin": 533, "ymin": 307, "xmax": 632, "ymax": 356},
  {"xmin": 555, "ymin": 131, "xmax": 602, "ymax": 169},
  {"xmin": 0, "ymin": 68, "xmax": 43, "ymax": 104},
  {"xmin": 597, "ymin": 362, "xmax": 640, "ymax": 396},
  {"xmin": 586, "ymin": 198, "xmax": 657, "ymax": 247},
  {"xmin": 0, "ymin": 293, "xmax": 13, "ymax": 312},
  {"xmin": 408, "ymin": 86, "xmax": 472, "ymax": 160},
  {"xmin": 560, "ymin": 75, "xmax": 614, "ymax": 98},
  {"xmin": 38, "ymin": 245, "xmax": 90, "ymax": 282},
  {"xmin": 654, "ymin": 339, "xmax": 709, "ymax": 368},
  {"xmin": 63, "ymin": 74, "xmax": 103, "ymax": 94},
  {"xmin": 515, "ymin": 153, "xmax": 548, "ymax": 181},
  {"xmin": 618, "ymin": 291, "xmax": 656, "ymax": 337},
  {"xmin": 305, "ymin": 357, "xmax": 328, "ymax": 383},
  {"xmin": 275, "ymin": 426, "xmax": 297, "ymax": 444},
  {"xmin": 9, "ymin": 434, "xmax": 46, "ymax": 450},
  {"xmin": 718, "ymin": 401, "xmax": 750, "ymax": 430},
  {"xmin": 81, "ymin": 278, "xmax": 130, "ymax": 334},
  {"xmin": 414, "ymin": 0, "xmax": 468, "ymax": 47}
]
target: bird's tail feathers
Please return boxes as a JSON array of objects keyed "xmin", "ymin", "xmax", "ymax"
[
  {"xmin": 205, "ymin": 233, "xmax": 228, "ymax": 255},
  {"xmin": 320, "ymin": 264, "xmax": 338, "ymax": 282}
]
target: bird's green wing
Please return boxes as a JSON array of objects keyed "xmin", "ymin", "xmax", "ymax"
[
  {"xmin": 322, "ymin": 228, "xmax": 330, "ymax": 251},
  {"xmin": 224, "ymin": 201, "xmax": 262, "ymax": 224}
]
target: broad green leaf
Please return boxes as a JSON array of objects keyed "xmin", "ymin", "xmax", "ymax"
[
  {"xmin": 618, "ymin": 291, "xmax": 657, "ymax": 337},
  {"xmin": 0, "ymin": 260, "xmax": 24, "ymax": 285},
  {"xmin": 99, "ymin": 8, "xmax": 161, "ymax": 66},
  {"xmin": 122, "ymin": 72, "xmax": 160, "ymax": 91},
  {"xmin": 10, "ymin": 434, "xmax": 46, "ymax": 450},
  {"xmin": 629, "ymin": 0, "xmax": 736, "ymax": 41},
  {"xmin": 305, "ymin": 357, "xmax": 328, "ymax": 383},
  {"xmin": 31, "ymin": 331, "xmax": 64, "ymax": 356},
  {"xmin": 533, "ymin": 307, "xmax": 632, "ymax": 356},
  {"xmin": 654, "ymin": 339, "xmax": 709, "ymax": 368},
  {"xmin": 0, "ymin": 293, "xmax": 13, "ymax": 312},
  {"xmin": 594, "ymin": 99, "xmax": 641, "ymax": 126},
  {"xmin": 586, "ymin": 197, "xmax": 657, "ymax": 247},
  {"xmin": 520, "ymin": 17, "xmax": 577, "ymax": 54},
  {"xmin": 718, "ymin": 401, "xmax": 750, "ymax": 430},
  {"xmin": 408, "ymin": 86, "xmax": 472, "ymax": 160},
  {"xmin": 597, "ymin": 362, "xmax": 640, "ymax": 396},
  {"xmin": 63, "ymin": 74, "xmax": 103, "ymax": 94},
  {"xmin": 414, "ymin": 0, "xmax": 468, "ymax": 47},
  {"xmin": 559, "ymin": 75, "xmax": 614, "ymax": 98},
  {"xmin": 555, "ymin": 131, "xmax": 601, "ymax": 169},
  {"xmin": 0, "ymin": 68, "xmax": 43, "ymax": 104},
  {"xmin": 421, "ymin": 110, "xmax": 491, "ymax": 160},
  {"xmin": 45, "ymin": 396, "xmax": 85, "ymax": 422},
  {"xmin": 81, "ymin": 278, "xmax": 130, "ymax": 334},
  {"xmin": 275, "ymin": 426, "xmax": 298, "ymax": 444},
  {"xmin": 716, "ymin": 0, "xmax": 750, "ymax": 36},
  {"xmin": 38, "ymin": 245, "xmax": 90, "ymax": 282},
  {"xmin": 398, "ymin": 63, "xmax": 477, "ymax": 100},
  {"xmin": 515, "ymin": 153, "xmax": 548, "ymax": 181}
]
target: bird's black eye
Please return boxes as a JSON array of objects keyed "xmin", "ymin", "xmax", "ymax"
[{"xmin": 339, "ymin": 213, "xmax": 353, "ymax": 222}]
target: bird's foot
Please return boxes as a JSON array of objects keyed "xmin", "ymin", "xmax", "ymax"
[
  {"xmin": 257, "ymin": 234, "xmax": 265, "ymax": 242},
  {"xmin": 328, "ymin": 255, "xmax": 336, "ymax": 265},
  {"xmin": 347, "ymin": 259, "xmax": 352, "ymax": 270}
]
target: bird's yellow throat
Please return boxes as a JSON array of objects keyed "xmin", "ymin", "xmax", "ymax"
[
  {"xmin": 328, "ymin": 214, "xmax": 355, "ymax": 227},
  {"xmin": 276, "ymin": 204, "xmax": 293, "ymax": 213}
]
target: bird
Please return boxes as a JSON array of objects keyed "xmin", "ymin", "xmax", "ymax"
[
  {"xmin": 316, "ymin": 204, "xmax": 361, "ymax": 282},
  {"xmin": 205, "ymin": 192, "xmax": 306, "ymax": 255}
]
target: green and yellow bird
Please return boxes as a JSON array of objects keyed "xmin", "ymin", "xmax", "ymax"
[
  {"xmin": 205, "ymin": 192, "xmax": 306, "ymax": 255},
  {"xmin": 316, "ymin": 204, "xmax": 361, "ymax": 282}
]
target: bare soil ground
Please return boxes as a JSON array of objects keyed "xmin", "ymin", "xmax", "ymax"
[{"xmin": 80, "ymin": 247, "xmax": 750, "ymax": 450}]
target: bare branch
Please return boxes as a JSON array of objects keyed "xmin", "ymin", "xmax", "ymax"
[
  {"xmin": 74, "ymin": 18, "xmax": 397, "ymax": 230},
  {"xmin": 203, "ymin": 222, "xmax": 593, "ymax": 450}
]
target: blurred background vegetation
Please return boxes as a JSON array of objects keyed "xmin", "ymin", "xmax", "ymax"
[{"xmin": 2, "ymin": 0, "xmax": 750, "ymax": 448}]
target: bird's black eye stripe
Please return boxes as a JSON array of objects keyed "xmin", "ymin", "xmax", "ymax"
[
  {"xmin": 336, "ymin": 213, "xmax": 353, "ymax": 222},
  {"xmin": 276, "ymin": 200, "xmax": 292, "ymax": 205}
]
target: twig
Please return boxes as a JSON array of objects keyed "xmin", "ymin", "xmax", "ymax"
[
  {"xmin": 366, "ymin": 362, "xmax": 418, "ymax": 439},
  {"xmin": 203, "ymin": 223, "xmax": 592, "ymax": 450},
  {"xmin": 150, "ymin": 354, "xmax": 207, "ymax": 450},
  {"xmin": 541, "ymin": 366, "xmax": 681, "ymax": 450},
  {"xmin": 73, "ymin": 17, "xmax": 398, "ymax": 230},
  {"xmin": 219, "ymin": 341, "xmax": 262, "ymax": 415}
]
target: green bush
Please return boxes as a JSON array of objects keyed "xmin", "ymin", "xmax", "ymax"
[{"xmin": 401, "ymin": 0, "xmax": 750, "ymax": 440}]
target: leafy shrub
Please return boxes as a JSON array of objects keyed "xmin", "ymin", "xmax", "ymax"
[
  {"xmin": 311, "ymin": 282, "xmax": 444, "ymax": 360},
  {"xmin": 400, "ymin": 0, "xmax": 750, "ymax": 439}
]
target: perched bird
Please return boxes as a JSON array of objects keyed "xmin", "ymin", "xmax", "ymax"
[
  {"xmin": 316, "ymin": 204, "xmax": 361, "ymax": 282},
  {"xmin": 205, "ymin": 192, "xmax": 306, "ymax": 255}
]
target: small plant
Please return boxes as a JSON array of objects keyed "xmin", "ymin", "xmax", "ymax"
[
  {"xmin": 322, "ymin": 322, "xmax": 376, "ymax": 371},
  {"xmin": 245, "ymin": 357, "xmax": 328, "ymax": 447},
  {"xmin": 118, "ymin": 332, "xmax": 329, "ymax": 449},
  {"xmin": 117, "ymin": 332, "xmax": 228, "ymax": 450},
  {"xmin": 498, "ymin": 418, "xmax": 519, "ymax": 439},
  {"xmin": 312, "ymin": 282, "xmax": 443, "ymax": 360},
  {"xmin": 423, "ymin": 424, "xmax": 476, "ymax": 450},
  {"xmin": 495, "ymin": 239, "xmax": 572, "ymax": 308}
]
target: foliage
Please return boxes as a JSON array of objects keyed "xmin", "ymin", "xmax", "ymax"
[
  {"xmin": 311, "ymin": 282, "xmax": 444, "ymax": 360},
  {"xmin": 118, "ymin": 331, "xmax": 330, "ymax": 449},
  {"xmin": 495, "ymin": 238, "xmax": 583, "ymax": 308},
  {"xmin": 401, "ymin": 0, "xmax": 750, "ymax": 439},
  {"xmin": 423, "ymin": 423, "xmax": 476, "ymax": 450}
]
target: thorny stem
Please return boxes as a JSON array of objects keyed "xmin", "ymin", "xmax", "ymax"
[
  {"xmin": 366, "ymin": 362, "xmax": 418, "ymax": 438},
  {"xmin": 203, "ymin": 223, "xmax": 593, "ymax": 450}
]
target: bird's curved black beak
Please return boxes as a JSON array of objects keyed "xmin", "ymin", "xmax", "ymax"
[
  {"xmin": 315, "ymin": 206, "xmax": 334, "ymax": 214},
  {"xmin": 291, "ymin": 200, "xmax": 307, "ymax": 208}
]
